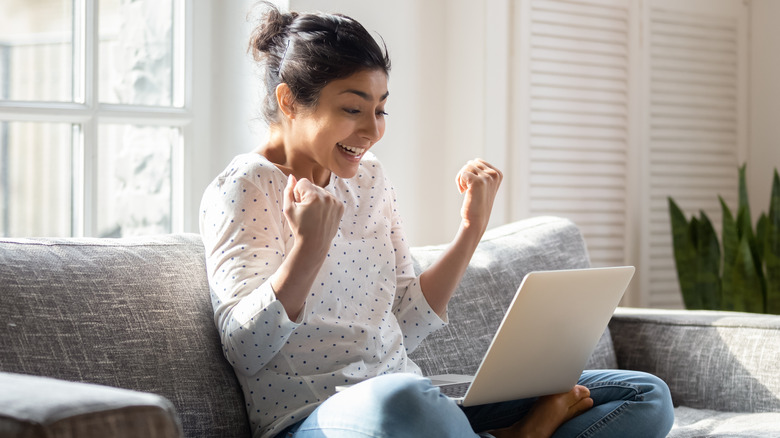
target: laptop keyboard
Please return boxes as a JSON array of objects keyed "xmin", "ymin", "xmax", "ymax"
[{"xmin": 438, "ymin": 382, "xmax": 471, "ymax": 398}]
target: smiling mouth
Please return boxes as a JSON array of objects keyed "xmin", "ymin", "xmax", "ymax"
[{"xmin": 337, "ymin": 143, "xmax": 366, "ymax": 157}]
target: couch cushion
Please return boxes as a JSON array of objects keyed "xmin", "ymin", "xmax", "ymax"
[
  {"xmin": 669, "ymin": 406, "xmax": 780, "ymax": 438},
  {"xmin": 408, "ymin": 216, "xmax": 616, "ymax": 377},
  {"xmin": 610, "ymin": 308, "xmax": 780, "ymax": 413},
  {"xmin": 0, "ymin": 372, "xmax": 181, "ymax": 438},
  {"xmin": 0, "ymin": 234, "xmax": 249, "ymax": 438}
]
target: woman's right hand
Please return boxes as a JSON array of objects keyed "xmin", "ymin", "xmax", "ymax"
[{"xmin": 282, "ymin": 174, "xmax": 344, "ymax": 259}]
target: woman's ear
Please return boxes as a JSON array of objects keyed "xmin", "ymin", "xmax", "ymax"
[{"xmin": 276, "ymin": 83, "xmax": 296, "ymax": 119}]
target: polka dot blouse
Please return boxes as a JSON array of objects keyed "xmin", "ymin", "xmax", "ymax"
[{"xmin": 199, "ymin": 152, "xmax": 448, "ymax": 438}]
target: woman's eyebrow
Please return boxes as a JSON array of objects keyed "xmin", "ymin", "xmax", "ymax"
[{"xmin": 340, "ymin": 89, "xmax": 390, "ymax": 101}]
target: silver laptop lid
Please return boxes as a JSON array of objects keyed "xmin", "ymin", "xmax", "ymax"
[{"xmin": 460, "ymin": 266, "xmax": 634, "ymax": 407}]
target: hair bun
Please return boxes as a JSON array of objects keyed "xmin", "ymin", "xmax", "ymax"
[{"xmin": 248, "ymin": 2, "xmax": 298, "ymax": 60}]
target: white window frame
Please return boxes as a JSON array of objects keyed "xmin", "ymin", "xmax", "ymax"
[{"xmin": 0, "ymin": 0, "xmax": 203, "ymax": 237}]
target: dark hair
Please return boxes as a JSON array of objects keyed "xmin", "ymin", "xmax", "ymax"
[{"xmin": 248, "ymin": 2, "xmax": 391, "ymax": 124}]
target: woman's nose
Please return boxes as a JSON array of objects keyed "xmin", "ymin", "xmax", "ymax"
[{"xmin": 360, "ymin": 113, "xmax": 382, "ymax": 142}]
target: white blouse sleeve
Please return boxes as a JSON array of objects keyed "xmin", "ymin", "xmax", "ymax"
[
  {"xmin": 388, "ymin": 184, "xmax": 448, "ymax": 354},
  {"xmin": 199, "ymin": 169, "xmax": 303, "ymax": 377}
]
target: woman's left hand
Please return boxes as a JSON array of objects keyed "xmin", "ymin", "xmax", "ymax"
[
  {"xmin": 455, "ymin": 159, "xmax": 503, "ymax": 234},
  {"xmin": 418, "ymin": 159, "xmax": 502, "ymax": 314}
]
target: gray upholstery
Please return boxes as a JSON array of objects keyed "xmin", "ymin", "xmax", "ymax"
[
  {"xmin": 0, "ymin": 372, "xmax": 182, "ymax": 438},
  {"xmin": 409, "ymin": 216, "xmax": 617, "ymax": 375},
  {"xmin": 610, "ymin": 308, "xmax": 780, "ymax": 413},
  {"xmin": 610, "ymin": 307, "xmax": 780, "ymax": 437},
  {"xmin": 672, "ymin": 407, "xmax": 780, "ymax": 438},
  {"xmin": 0, "ymin": 235, "xmax": 248, "ymax": 438},
  {"xmin": 1, "ymin": 216, "xmax": 778, "ymax": 437}
]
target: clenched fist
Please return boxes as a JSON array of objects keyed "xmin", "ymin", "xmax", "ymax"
[
  {"xmin": 455, "ymin": 159, "xmax": 503, "ymax": 233},
  {"xmin": 283, "ymin": 174, "xmax": 344, "ymax": 258}
]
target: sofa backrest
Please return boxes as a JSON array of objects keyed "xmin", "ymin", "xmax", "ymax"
[
  {"xmin": 0, "ymin": 216, "xmax": 614, "ymax": 438},
  {"xmin": 0, "ymin": 234, "xmax": 249, "ymax": 438},
  {"xmin": 409, "ymin": 216, "xmax": 617, "ymax": 376}
]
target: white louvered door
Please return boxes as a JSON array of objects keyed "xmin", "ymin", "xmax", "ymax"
[
  {"xmin": 640, "ymin": 0, "xmax": 747, "ymax": 308},
  {"xmin": 510, "ymin": 0, "xmax": 748, "ymax": 307},
  {"xmin": 512, "ymin": 0, "xmax": 635, "ymax": 271}
]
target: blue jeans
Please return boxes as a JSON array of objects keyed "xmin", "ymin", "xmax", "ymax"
[{"xmin": 277, "ymin": 370, "xmax": 674, "ymax": 438}]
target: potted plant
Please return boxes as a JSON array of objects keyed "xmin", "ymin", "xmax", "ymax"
[{"xmin": 668, "ymin": 165, "xmax": 780, "ymax": 314}]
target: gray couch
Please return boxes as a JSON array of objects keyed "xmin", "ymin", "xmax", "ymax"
[{"xmin": 1, "ymin": 216, "xmax": 778, "ymax": 437}]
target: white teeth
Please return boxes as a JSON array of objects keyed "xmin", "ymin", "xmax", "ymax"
[{"xmin": 337, "ymin": 143, "xmax": 365, "ymax": 156}]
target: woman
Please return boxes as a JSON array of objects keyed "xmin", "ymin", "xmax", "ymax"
[{"xmin": 199, "ymin": 4, "xmax": 675, "ymax": 438}]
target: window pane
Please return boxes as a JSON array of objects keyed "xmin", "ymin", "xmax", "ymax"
[
  {"xmin": 0, "ymin": 0, "xmax": 74, "ymax": 102},
  {"xmin": 0, "ymin": 121, "xmax": 73, "ymax": 237},
  {"xmin": 96, "ymin": 124, "xmax": 176, "ymax": 237},
  {"xmin": 99, "ymin": 0, "xmax": 177, "ymax": 106}
]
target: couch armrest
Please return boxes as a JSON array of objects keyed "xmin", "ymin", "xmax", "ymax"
[
  {"xmin": 609, "ymin": 307, "xmax": 780, "ymax": 413},
  {"xmin": 0, "ymin": 372, "xmax": 183, "ymax": 438}
]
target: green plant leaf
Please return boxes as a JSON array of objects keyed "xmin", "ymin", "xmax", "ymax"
[
  {"xmin": 766, "ymin": 169, "xmax": 780, "ymax": 314},
  {"xmin": 737, "ymin": 164, "xmax": 765, "ymax": 296},
  {"xmin": 757, "ymin": 214, "xmax": 769, "ymax": 312},
  {"xmin": 736, "ymin": 205, "xmax": 753, "ymax": 242},
  {"xmin": 671, "ymin": 166, "xmax": 779, "ymax": 314},
  {"xmin": 732, "ymin": 234, "xmax": 765, "ymax": 313},
  {"xmin": 696, "ymin": 211, "xmax": 721, "ymax": 310},
  {"xmin": 690, "ymin": 216, "xmax": 700, "ymax": 248},
  {"xmin": 757, "ymin": 213, "xmax": 768, "ymax": 270},
  {"xmin": 737, "ymin": 204, "xmax": 764, "ymax": 291},
  {"xmin": 770, "ymin": 169, "xmax": 780, "ymax": 225},
  {"xmin": 669, "ymin": 197, "xmax": 700, "ymax": 309},
  {"xmin": 739, "ymin": 163, "xmax": 752, "ymax": 228},
  {"xmin": 720, "ymin": 196, "xmax": 738, "ymax": 311}
]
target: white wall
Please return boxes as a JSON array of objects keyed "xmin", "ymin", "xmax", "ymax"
[
  {"xmin": 208, "ymin": 0, "xmax": 265, "ymax": 181},
  {"xmin": 748, "ymin": 0, "xmax": 780, "ymax": 219},
  {"xmin": 184, "ymin": 0, "xmax": 259, "ymax": 233},
  {"xmin": 186, "ymin": 0, "xmax": 213, "ymax": 232}
]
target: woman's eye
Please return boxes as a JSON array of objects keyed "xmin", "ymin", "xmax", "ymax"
[{"xmin": 343, "ymin": 108, "xmax": 387, "ymax": 117}]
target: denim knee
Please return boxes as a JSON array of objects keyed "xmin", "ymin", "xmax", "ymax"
[
  {"xmin": 363, "ymin": 373, "xmax": 440, "ymax": 412},
  {"xmin": 361, "ymin": 374, "xmax": 467, "ymax": 431},
  {"xmin": 636, "ymin": 371, "xmax": 675, "ymax": 435},
  {"xmin": 567, "ymin": 370, "xmax": 676, "ymax": 438}
]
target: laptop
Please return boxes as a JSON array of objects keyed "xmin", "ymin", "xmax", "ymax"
[{"xmin": 428, "ymin": 266, "xmax": 635, "ymax": 407}]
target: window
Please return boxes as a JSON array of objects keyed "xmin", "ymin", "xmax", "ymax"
[{"xmin": 0, "ymin": 0, "xmax": 190, "ymax": 237}]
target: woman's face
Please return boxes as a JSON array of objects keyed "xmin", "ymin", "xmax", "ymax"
[{"xmin": 288, "ymin": 68, "xmax": 389, "ymax": 182}]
